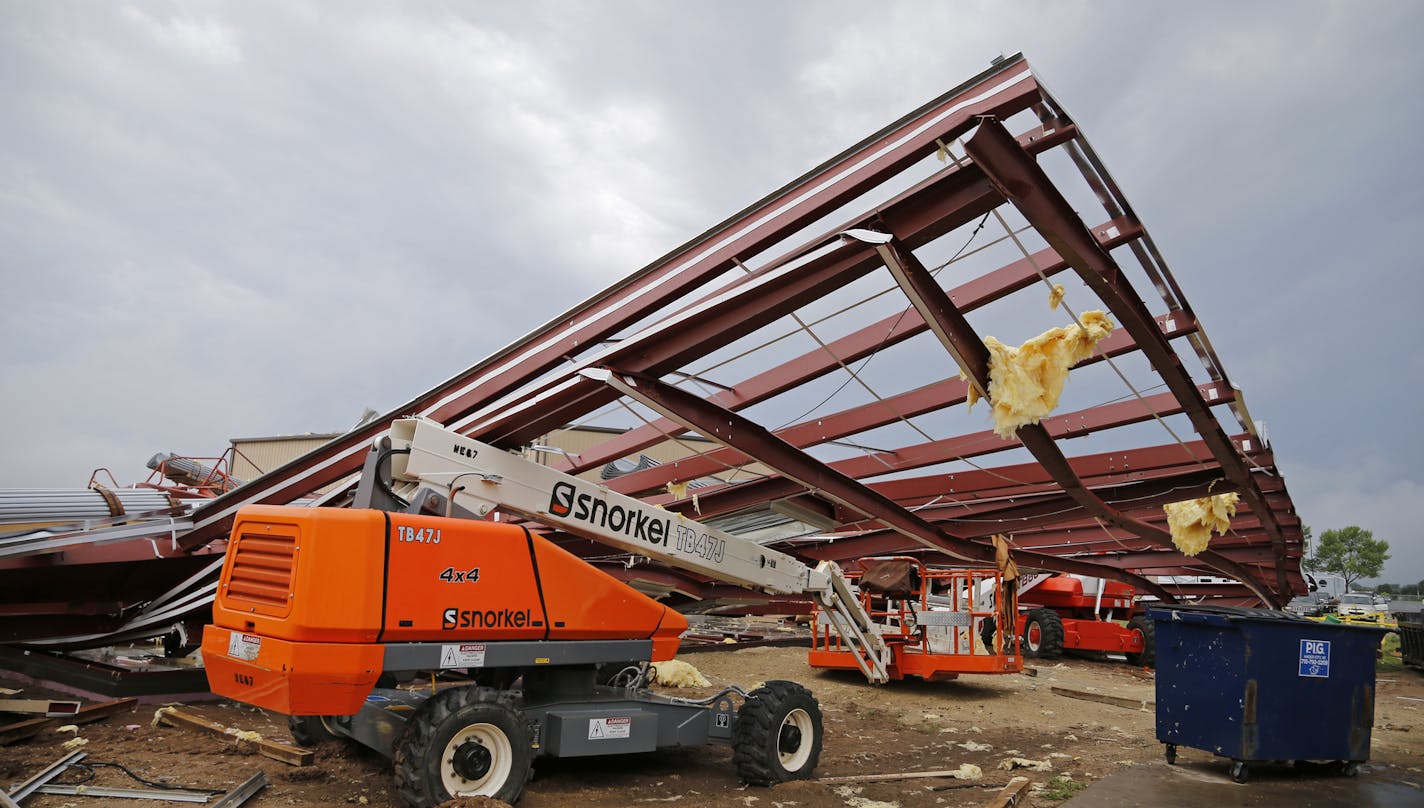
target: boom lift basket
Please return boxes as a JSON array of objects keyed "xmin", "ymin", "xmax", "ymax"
[{"xmin": 809, "ymin": 556, "xmax": 1021, "ymax": 681}]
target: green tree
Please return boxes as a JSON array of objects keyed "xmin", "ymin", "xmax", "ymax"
[
  {"xmin": 1308, "ymin": 526, "xmax": 1389, "ymax": 591},
  {"xmin": 1377, "ymin": 583, "xmax": 1396, "ymax": 595}
]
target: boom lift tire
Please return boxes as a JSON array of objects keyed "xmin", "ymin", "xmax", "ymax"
[
  {"xmin": 288, "ymin": 715, "xmax": 341, "ymax": 747},
  {"xmin": 1022, "ymin": 608, "xmax": 1064, "ymax": 659},
  {"xmin": 732, "ymin": 681, "xmax": 823, "ymax": 785},
  {"xmin": 394, "ymin": 686, "xmax": 532, "ymax": 806},
  {"xmin": 1125, "ymin": 615, "xmax": 1156, "ymax": 668}
]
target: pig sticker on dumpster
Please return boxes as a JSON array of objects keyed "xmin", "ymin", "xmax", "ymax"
[{"xmin": 1299, "ymin": 639, "xmax": 1330, "ymax": 678}]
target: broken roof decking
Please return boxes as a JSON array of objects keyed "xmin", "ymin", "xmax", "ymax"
[{"xmin": 0, "ymin": 54, "xmax": 1302, "ymax": 646}]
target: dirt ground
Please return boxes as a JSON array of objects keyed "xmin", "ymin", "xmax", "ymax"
[{"xmin": 4, "ymin": 644, "xmax": 1423, "ymax": 808}]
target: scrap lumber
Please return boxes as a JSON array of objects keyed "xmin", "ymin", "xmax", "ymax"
[
  {"xmin": 983, "ymin": 776, "xmax": 1031, "ymax": 808},
  {"xmin": 1051, "ymin": 685, "xmax": 1154, "ymax": 711},
  {"xmin": 0, "ymin": 697, "xmax": 138, "ymax": 745},
  {"xmin": 0, "ymin": 786, "xmax": 19, "ymax": 808},
  {"xmin": 930, "ymin": 780, "xmax": 1010, "ymax": 792},
  {"xmin": 0, "ymin": 715, "xmax": 54, "ymax": 745},
  {"xmin": 818, "ymin": 768, "xmax": 979, "ymax": 784},
  {"xmin": 0, "ymin": 698, "xmax": 80, "ymax": 717},
  {"xmin": 155, "ymin": 707, "xmax": 313, "ymax": 766},
  {"xmin": 72, "ymin": 696, "xmax": 139, "ymax": 724}
]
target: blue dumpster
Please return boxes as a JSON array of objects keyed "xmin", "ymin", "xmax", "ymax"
[{"xmin": 1149, "ymin": 604, "xmax": 1388, "ymax": 783}]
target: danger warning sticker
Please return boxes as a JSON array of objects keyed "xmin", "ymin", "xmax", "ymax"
[
  {"xmin": 227, "ymin": 632, "xmax": 261, "ymax": 661},
  {"xmin": 439, "ymin": 643, "xmax": 487, "ymax": 669},
  {"xmin": 588, "ymin": 716, "xmax": 632, "ymax": 740}
]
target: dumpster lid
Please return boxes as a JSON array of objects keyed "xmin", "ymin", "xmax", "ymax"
[{"xmin": 1148, "ymin": 603, "xmax": 1392, "ymax": 633}]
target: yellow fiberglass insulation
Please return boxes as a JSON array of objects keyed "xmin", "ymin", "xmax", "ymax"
[
  {"xmin": 652, "ymin": 659, "xmax": 711, "ymax": 688},
  {"xmin": 980, "ymin": 311, "xmax": 1115, "ymax": 439},
  {"xmin": 1163, "ymin": 493, "xmax": 1240, "ymax": 556}
]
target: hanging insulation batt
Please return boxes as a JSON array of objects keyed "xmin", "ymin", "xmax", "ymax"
[
  {"xmin": 975, "ymin": 311, "xmax": 1115, "ymax": 439},
  {"xmin": 1163, "ymin": 492, "xmax": 1240, "ymax": 556}
]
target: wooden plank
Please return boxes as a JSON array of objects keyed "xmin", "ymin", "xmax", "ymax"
[
  {"xmin": 0, "ymin": 698, "xmax": 81, "ymax": 717},
  {"xmin": 0, "ymin": 715, "xmax": 55, "ymax": 745},
  {"xmin": 819, "ymin": 768, "xmax": 982, "ymax": 784},
  {"xmin": 156, "ymin": 707, "xmax": 313, "ymax": 766},
  {"xmin": 72, "ymin": 697, "xmax": 138, "ymax": 725},
  {"xmin": 1051, "ymin": 685, "xmax": 1154, "ymax": 711},
  {"xmin": 930, "ymin": 780, "xmax": 1009, "ymax": 792},
  {"xmin": 0, "ymin": 785, "xmax": 20, "ymax": 808},
  {"xmin": 0, "ymin": 698, "xmax": 137, "ymax": 745},
  {"xmin": 983, "ymin": 776, "xmax": 1031, "ymax": 808}
]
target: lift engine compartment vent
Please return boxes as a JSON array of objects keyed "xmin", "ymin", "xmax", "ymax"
[{"xmin": 223, "ymin": 528, "xmax": 299, "ymax": 616}]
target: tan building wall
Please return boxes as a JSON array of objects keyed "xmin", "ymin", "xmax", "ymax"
[{"xmin": 229, "ymin": 434, "xmax": 342, "ymax": 492}]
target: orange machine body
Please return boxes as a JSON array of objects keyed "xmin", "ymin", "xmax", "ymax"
[{"xmin": 204, "ymin": 505, "xmax": 687, "ymax": 715}]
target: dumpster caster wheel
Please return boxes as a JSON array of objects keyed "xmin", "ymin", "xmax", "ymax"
[
  {"xmin": 1342, "ymin": 761, "xmax": 1361, "ymax": 777},
  {"xmin": 1164, "ymin": 744, "xmax": 1177, "ymax": 765},
  {"xmin": 1229, "ymin": 760, "xmax": 1249, "ymax": 784}
]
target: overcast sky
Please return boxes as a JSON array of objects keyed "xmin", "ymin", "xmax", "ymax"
[{"xmin": 2, "ymin": 1, "xmax": 1420, "ymax": 583}]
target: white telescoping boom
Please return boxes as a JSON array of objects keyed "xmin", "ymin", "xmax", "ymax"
[{"xmin": 383, "ymin": 417, "xmax": 890, "ymax": 683}]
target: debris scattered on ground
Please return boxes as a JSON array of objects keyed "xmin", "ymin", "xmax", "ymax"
[
  {"xmin": 997, "ymin": 757, "xmax": 1053, "ymax": 772},
  {"xmin": 985, "ymin": 776, "xmax": 1031, "ymax": 808},
  {"xmin": 1051, "ymin": 685, "xmax": 1154, "ymax": 711},
  {"xmin": 651, "ymin": 660, "xmax": 711, "ymax": 688},
  {"xmin": 2, "ymin": 697, "xmax": 136, "ymax": 747},
  {"xmin": 956, "ymin": 740, "xmax": 991, "ymax": 752},
  {"xmin": 0, "ymin": 698, "xmax": 81, "ymax": 717},
  {"xmin": 818, "ymin": 763, "xmax": 982, "ymax": 785},
  {"xmin": 830, "ymin": 785, "xmax": 898, "ymax": 808},
  {"xmin": 433, "ymin": 798, "xmax": 512, "ymax": 808},
  {"xmin": 153, "ymin": 706, "xmax": 313, "ymax": 766}
]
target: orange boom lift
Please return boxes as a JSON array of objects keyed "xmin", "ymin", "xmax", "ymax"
[{"xmin": 206, "ymin": 418, "xmax": 938, "ymax": 804}]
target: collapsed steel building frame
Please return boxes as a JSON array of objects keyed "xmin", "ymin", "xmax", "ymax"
[{"xmin": 0, "ymin": 54, "xmax": 1302, "ymax": 649}]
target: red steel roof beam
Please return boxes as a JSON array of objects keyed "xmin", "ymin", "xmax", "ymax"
[
  {"xmin": 589, "ymin": 367, "xmax": 1174, "ymax": 600},
  {"xmin": 660, "ymin": 384, "xmax": 1231, "ymax": 522},
  {"xmin": 602, "ymin": 310, "xmax": 1194, "ymax": 498},
  {"xmin": 868, "ymin": 234, "xmax": 1277, "ymax": 605},
  {"xmin": 963, "ymin": 118, "xmax": 1293, "ymax": 603},
  {"xmin": 180, "ymin": 60, "xmax": 1049, "ymax": 550}
]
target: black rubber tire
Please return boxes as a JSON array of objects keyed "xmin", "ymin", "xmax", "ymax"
[
  {"xmin": 1125, "ymin": 615, "xmax": 1156, "ymax": 668},
  {"xmin": 1164, "ymin": 743, "xmax": 1177, "ymax": 765},
  {"xmin": 393, "ymin": 686, "xmax": 531, "ymax": 806},
  {"xmin": 1342, "ymin": 760, "xmax": 1361, "ymax": 777},
  {"xmin": 1022, "ymin": 609, "xmax": 1064, "ymax": 659},
  {"xmin": 732, "ymin": 680, "xmax": 823, "ymax": 785},
  {"xmin": 288, "ymin": 715, "xmax": 341, "ymax": 747},
  {"xmin": 1230, "ymin": 760, "xmax": 1249, "ymax": 784}
]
